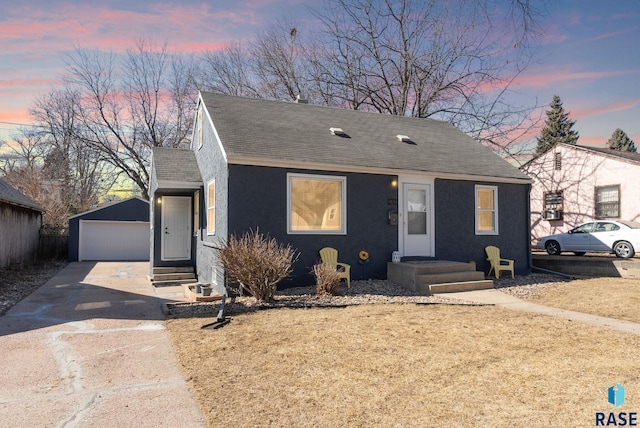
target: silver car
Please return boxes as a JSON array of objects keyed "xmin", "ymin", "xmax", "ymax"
[{"xmin": 537, "ymin": 220, "xmax": 640, "ymax": 258}]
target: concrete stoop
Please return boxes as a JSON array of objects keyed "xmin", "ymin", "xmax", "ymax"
[
  {"xmin": 150, "ymin": 266, "xmax": 197, "ymax": 287},
  {"xmin": 387, "ymin": 260, "xmax": 493, "ymax": 295}
]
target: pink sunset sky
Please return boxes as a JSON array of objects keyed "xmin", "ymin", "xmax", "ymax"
[{"xmin": 1, "ymin": 0, "xmax": 639, "ymax": 148}]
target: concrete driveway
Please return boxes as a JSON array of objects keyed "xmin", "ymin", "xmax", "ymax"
[{"xmin": 0, "ymin": 262, "xmax": 205, "ymax": 428}]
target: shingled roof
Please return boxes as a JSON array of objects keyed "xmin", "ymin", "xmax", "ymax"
[
  {"xmin": 521, "ymin": 143, "xmax": 640, "ymax": 168},
  {"xmin": 152, "ymin": 147, "xmax": 202, "ymax": 185},
  {"xmin": 200, "ymin": 92, "xmax": 530, "ymax": 183},
  {"xmin": 579, "ymin": 145, "xmax": 640, "ymax": 163},
  {"xmin": 0, "ymin": 177, "xmax": 43, "ymax": 212}
]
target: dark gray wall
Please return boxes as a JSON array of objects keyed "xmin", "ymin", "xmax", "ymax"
[
  {"xmin": 68, "ymin": 197, "xmax": 149, "ymax": 262},
  {"xmin": 227, "ymin": 165, "xmax": 399, "ymax": 287},
  {"xmin": 434, "ymin": 179, "xmax": 531, "ymax": 275},
  {"xmin": 191, "ymin": 116, "xmax": 229, "ymax": 285}
]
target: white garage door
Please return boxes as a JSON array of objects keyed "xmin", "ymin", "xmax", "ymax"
[{"xmin": 79, "ymin": 220, "xmax": 150, "ymax": 261}]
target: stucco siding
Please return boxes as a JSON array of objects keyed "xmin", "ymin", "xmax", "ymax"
[
  {"xmin": 192, "ymin": 110, "xmax": 229, "ymax": 284},
  {"xmin": 523, "ymin": 145, "xmax": 640, "ymax": 243},
  {"xmin": 226, "ymin": 165, "xmax": 398, "ymax": 287},
  {"xmin": 434, "ymin": 179, "xmax": 531, "ymax": 275},
  {"xmin": 0, "ymin": 202, "xmax": 41, "ymax": 268}
]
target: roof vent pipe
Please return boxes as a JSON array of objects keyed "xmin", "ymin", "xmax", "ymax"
[
  {"xmin": 295, "ymin": 94, "xmax": 308, "ymax": 104},
  {"xmin": 397, "ymin": 134, "xmax": 411, "ymax": 142},
  {"xmin": 330, "ymin": 127, "xmax": 346, "ymax": 136}
]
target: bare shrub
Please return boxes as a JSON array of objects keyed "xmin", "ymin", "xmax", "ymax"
[
  {"xmin": 214, "ymin": 230, "xmax": 298, "ymax": 302},
  {"xmin": 313, "ymin": 263, "xmax": 341, "ymax": 296}
]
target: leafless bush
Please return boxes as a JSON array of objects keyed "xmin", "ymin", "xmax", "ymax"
[
  {"xmin": 313, "ymin": 263, "xmax": 341, "ymax": 296},
  {"xmin": 214, "ymin": 230, "xmax": 298, "ymax": 302}
]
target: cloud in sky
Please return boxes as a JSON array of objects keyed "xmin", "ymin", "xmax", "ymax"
[
  {"xmin": 0, "ymin": 2, "xmax": 261, "ymax": 56},
  {"xmin": 514, "ymin": 66, "xmax": 640, "ymax": 89},
  {"xmin": 571, "ymin": 100, "xmax": 640, "ymax": 120},
  {"xmin": 0, "ymin": 0, "xmax": 638, "ymax": 147}
]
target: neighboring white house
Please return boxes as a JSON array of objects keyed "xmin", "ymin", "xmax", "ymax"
[{"xmin": 521, "ymin": 143, "xmax": 640, "ymax": 244}]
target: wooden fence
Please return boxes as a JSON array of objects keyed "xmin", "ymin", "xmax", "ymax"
[{"xmin": 39, "ymin": 228, "xmax": 68, "ymax": 260}]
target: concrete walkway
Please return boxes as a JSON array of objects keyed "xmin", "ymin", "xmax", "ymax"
[
  {"xmin": 0, "ymin": 262, "xmax": 205, "ymax": 428},
  {"xmin": 439, "ymin": 288, "xmax": 640, "ymax": 335}
]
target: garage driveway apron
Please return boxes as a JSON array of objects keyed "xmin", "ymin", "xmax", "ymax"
[{"xmin": 0, "ymin": 262, "xmax": 205, "ymax": 428}]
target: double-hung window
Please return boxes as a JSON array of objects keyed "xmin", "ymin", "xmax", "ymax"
[
  {"xmin": 475, "ymin": 185, "xmax": 498, "ymax": 235},
  {"xmin": 287, "ymin": 173, "xmax": 346, "ymax": 234},
  {"xmin": 595, "ymin": 185, "xmax": 619, "ymax": 218}
]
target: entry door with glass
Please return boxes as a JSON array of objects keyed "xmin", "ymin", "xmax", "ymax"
[{"xmin": 402, "ymin": 183, "xmax": 432, "ymax": 257}]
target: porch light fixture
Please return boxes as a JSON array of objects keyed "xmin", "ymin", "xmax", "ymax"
[
  {"xmin": 390, "ymin": 179, "xmax": 398, "ymax": 188},
  {"xmin": 330, "ymin": 127, "xmax": 347, "ymax": 136},
  {"xmin": 157, "ymin": 197, "xmax": 162, "ymax": 205},
  {"xmin": 396, "ymin": 134, "xmax": 411, "ymax": 142}
]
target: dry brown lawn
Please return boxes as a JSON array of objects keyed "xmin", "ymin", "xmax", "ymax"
[
  {"xmin": 523, "ymin": 277, "xmax": 640, "ymax": 323},
  {"xmin": 167, "ymin": 287, "xmax": 640, "ymax": 427}
]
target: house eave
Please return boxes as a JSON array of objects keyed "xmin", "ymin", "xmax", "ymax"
[
  {"xmin": 68, "ymin": 196, "xmax": 148, "ymax": 220},
  {"xmin": 0, "ymin": 197, "xmax": 44, "ymax": 213},
  {"xmin": 155, "ymin": 180, "xmax": 203, "ymax": 191},
  {"xmin": 226, "ymin": 155, "xmax": 532, "ymax": 185}
]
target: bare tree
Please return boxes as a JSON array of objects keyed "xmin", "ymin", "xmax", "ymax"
[
  {"xmin": 307, "ymin": 0, "xmax": 541, "ymax": 146},
  {"xmin": 250, "ymin": 17, "xmax": 313, "ymax": 101},
  {"xmin": 59, "ymin": 39, "xmax": 198, "ymax": 198},
  {"xmin": 199, "ymin": 41, "xmax": 259, "ymax": 98},
  {"xmin": 0, "ymin": 130, "xmax": 71, "ymax": 227},
  {"xmin": 203, "ymin": 0, "xmax": 544, "ymax": 159}
]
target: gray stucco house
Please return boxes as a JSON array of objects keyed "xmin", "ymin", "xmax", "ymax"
[
  {"xmin": 149, "ymin": 92, "xmax": 532, "ymax": 287},
  {"xmin": 0, "ymin": 177, "xmax": 43, "ymax": 268}
]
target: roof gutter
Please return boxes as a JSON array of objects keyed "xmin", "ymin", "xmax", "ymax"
[{"xmin": 526, "ymin": 184, "xmax": 575, "ymax": 279}]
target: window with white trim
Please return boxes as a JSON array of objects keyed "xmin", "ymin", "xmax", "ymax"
[
  {"xmin": 595, "ymin": 185, "xmax": 619, "ymax": 218},
  {"xmin": 193, "ymin": 190, "xmax": 200, "ymax": 236},
  {"xmin": 207, "ymin": 180, "xmax": 215, "ymax": 235},
  {"xmin": 288, "ymin": 173, "xmax": 346, "ymax": 234},
  {"xmin": 475, "ymin": 185, "xmax": 498, "ymax": 235}
]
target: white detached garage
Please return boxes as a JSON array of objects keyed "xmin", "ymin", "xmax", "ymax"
[{"xmin": 68, "ymin": 197, "xmax": 150, "ymax": 262}]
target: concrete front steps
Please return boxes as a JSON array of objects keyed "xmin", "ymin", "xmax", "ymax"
[
  {"xmin": 150, "ymin": 267, "xmax": 197, "ymax": 287},
  {"xmin": 387, "ymin": 260, "xmax": 493, "ymax": 295}
]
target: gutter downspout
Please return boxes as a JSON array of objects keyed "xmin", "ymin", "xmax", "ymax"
[{"xmin": 526, "ymin": 183, "xmax": 575, "ymax": 280}]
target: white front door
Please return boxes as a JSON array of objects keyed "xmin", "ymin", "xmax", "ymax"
[
  {"xmin": 402, "ymin": 183, "xmax": 432, "ymax": 257},
  {"xmin": 161, "ymin": 196, "xmax": 192, "ymax": 261}
]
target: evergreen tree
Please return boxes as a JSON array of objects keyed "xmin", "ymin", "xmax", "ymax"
[
  {"xmin": 607, "ymin": 128, "xmax": 637, "ymax": 152},
  {"xmin": 536, "ymin": 95, "xmax": 579, "ymax": 154}
]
